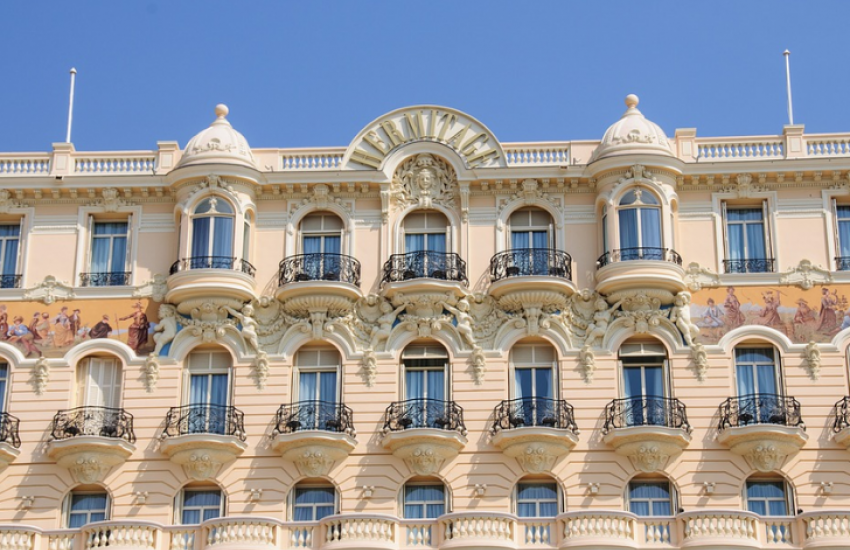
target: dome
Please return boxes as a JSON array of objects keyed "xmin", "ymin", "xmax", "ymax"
[
  {"xmin": 590, "ymin": 95, "xmax": 673, "ymax": 162},
  {"xmin": 177, "ymin": 104, "xmax": 257, "ymax": 169}
]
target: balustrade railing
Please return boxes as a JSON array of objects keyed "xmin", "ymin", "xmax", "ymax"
[
  {"xmin": 79, "ymin": 272, "xmax": 131, "ymax": 287},
  {"xmin": 278, "ymin": 254, "xmax": 361, "ymax": 286},
  {"xmin": 492, "ymin": 398, "xmax": 578, "ymax": 433},
  {"xmin": 835, "ymin": 257, "xmax": 850, "ymax": 271},
  {"xmin": 832, "ymin": 396, "xmax": 850, "ymax": 433},
  {"xmin": 723, "ymin": 258, "xmax": 775, "ymax": 274},
  {"xmin": 75, "ymin": 156, "xmax": 156, "ymax": 174},
  {"xmin": 603, "ymin": 396, "xmax": 691, "ymax": 433},
  {"xmin": 718, "ymin": 394, "xmax": 804, "ymax": 430},
  {"xmin": 383, "ymin": 399, "xmax": 465, "ymax": 433},
  {"xmin": 382, "ymin": 251, "xmax": 467, "ymax": 286},
  {"xmin": 50, "ymin": 406, "xmax": 135, "ymax": 443},
  {"xmin": 0, "ymin": 412, "xmax": 21, "ymax": 449},
  {"xmin": 0, "ymin": 274, "xmax": 22, "ymax": 289},
  {"xmin": 82, "ymin": 521, "xmax": 159, "ymax": 550},
  {"xmin": 274, "ymin": 401, "xmax": 355, "ymax": 435},
  {"xmin": 0, "ymin": 156, "xmax": 50, "ymax": 175},
  {"xmin": 169, "ymin": 256, "xmax": 256, "ymax": 277},
  {"xmin": 503, "ymin": 143, "xmax": 570, "ymax": 166},
  {"xmin": 280, "ymin": 149, "xmax": 345, "ymax": 170},
  {"xmin": 696, "ymin": 138, "xmax": 784, "ymax": 160},
  {"xmin": 204, "ymin": 518, "xmax": 278, "ymax": 548},
  {"xmin": 807, "ymin": 135, "xmax": 850, "ymax": 157},
  {"xmin": 597, "ymin": 247, "xmax": 682, "ymax": 268},
  {"xmin": 489, "ymin": 249, "xmax": 572, "ymax": 282},
  {"xmin": 163, "ymin": 404, "xmax": 246, "ymax": 440}
]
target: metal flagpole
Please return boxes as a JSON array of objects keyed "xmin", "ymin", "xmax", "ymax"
[
  {"xmin": 783, "ymin": 50, "xmax": 794, "ymax": 125},
  {"xmin": 66, "ymin": 68, "xmax": 77, "ymax": 143}
]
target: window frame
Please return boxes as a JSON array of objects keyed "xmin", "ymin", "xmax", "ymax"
[
  {"xmin": 721, "ymin": 200, "xmax": 774, "ymax": 269},
  {"xmin": 75, "ymin": 356, "xmax": 123, "ymax": 410},
  {"xmin": 510, "ymin": 343, "xmax": 557, "ymax": 401},
  {"xmin": 401, "ymin": 482, "xmax": 448, "ymax": 520},
  {"xmin": 0, "ymin": 222, "xmax": 22, "ymax": 279},
  {"xmin": 401, "ymin": 211, "xmax": 451, "ymax": 254},
  {"xmin": 618, "ymin": 343, "xmax": 670, "ymax": 400},
  {"xmin": 733, "ymin": 346, "xmax": 783, "ymax": 398},
  {"xmin": 87, "ymin": 217, "xmax": 131, "ymax": 278},
  {"xmin": 290, "ymin": 484, "xmax": 338, "ymax": 522},
  {"xmin": 401, "ymin": 345, "xmax": 450, "ymax": 401},
  {"xmin": 65, "ymin": 490, "xmax": 110, "ymax": 528},
  {"xmin": 514, "ymin": 480, "xmax": 561, "ymax": 518},
  {"xmin": 175, "ymin": 487, "xmax": 225, "ymax": 525},
  {"xmin": 744, "ymin": 478, "xmax": 793, "ymax": 517},
  {"xmin": 190, "ymin": 196, "xmax": 236, "ymax": 258},
  {"xmin": 299, "ymin": 212, "xmax": 345, "ymax": 255},
  {"xmin": 293, "ymin": 347, "xmax": 342, "ymax": 404},
  {"xmin": 626, "ymin": 479, "xmax": 675, "ymax": 517},
  {"xmin": 508, "ymin": 208, "xmax": 554, "ymax": 250},
  {"xmin": 616, "ymin": 187, "xmax": 663, "ymax": 250}
]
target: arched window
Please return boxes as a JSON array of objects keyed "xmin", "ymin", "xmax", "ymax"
[
  {"xmin": 185, "ymin": 350, "xmax": 231, "ymax": 435},
  {"xmin": 617, "ymin": 188, "xmax": 662, "ymax": 260},
  {"xmin": 403, "ymin": 480, "xmax": 447, "ymax": 519},
  {"xmin": 292, "ymin": 483, "xmax": 337, "ymax": 521},
  {"xmin": 292, "ymin": 348, "xmax": 341, "ymax": 430},
  {"xmin": 511, "ymin": 343, "xmax": 556, "ymax": 427},
  {"xmin": 734, "ymin": 347, "xmax": 782, "ymax": 425},
  {"xmin": 509, "ymin": 208, "xmax": 553, "ymax": 250},
  {"xmin": 745, "ymin": 477, "xmax": 792, "ymax": 517},
  {"xmin": 403, "ymin": 211, "xmax": 448, "ymax": 254},
  {"xmin": 402, "ymin": 344, "xmax": 449, "ymax": 429},
  {"xmin": 618, "ymin": 342, "xmax": 669, "ymax": 427},
  {"xmin": 243, "ymin": 212, "xmax": 253, "ymax": 262},
  {"xmin": 176, "ymin": 485, "xmax": 224, "ymax": 525},
  {"xmin": 191, "ymin": 197, "xmax": 234, "ymax": 265},
  {"xmin": 76, "ymin": 356, "xmax": 122, "ymax": 410},
  {"xmin": 55, "ymin": 356, "xmax": 128, "ymax": 440},
  {"xmin": 0, "ymin": 362, "xmax": 8, "ymax": 414},
  {"xmin": 515, "ymin": 477, "xmax": 560, "ymax": 518},
  {"xmin": 301, "ymin": 213, "xmax": 343, "ymax": 255},
  {"xmin": 627, "ymin": 478, "xmax": 674, "ymax": 517},
  {"xmin": 65, "ymin": 488, "xmax": 110, "ymax": 528}
]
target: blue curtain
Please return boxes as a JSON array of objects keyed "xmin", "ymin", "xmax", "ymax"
[
  {"xmin": 0, "ymin": 226, "xmax": 20, "ymax": 277},
  {"xmin": 0, "ymin": 366, "xmax": 7, "ymax": 412},
  {"xmin": 727, "ymin": 225, "xmax": 745, "ymax": 260},
  {"xmin": 624, "ymin": 366, "xmax": 663, "ymax": 426},
  {"xmin": 303, "ymin": 236, "xmax": 321, "ymax": 254},
  {"xmin": 324, "ymin": 236, "xmax": 341, "ymax": 254},
  {"xmin": 294, "ymin": 487, "xmax": 335, "ymax": 521},
  {"xmin": 515, "ymin": 368, "xmax": 532, "ymax": 400},
  {"xmin": 405, "ymin": 234, "xmax": 425, "ymax": 252},
  {"xmin": 619, "ymin": 209, "xmax": 639, "ymax": 249},
  {"xmin": 747, "ymin": 482, "xmax": 787, "ymax": 516},
  {"xmin": 629, "ymin": 483, "xmax": 671, "ymax": 517},
  {"xmin": 192, "ymin": 217, "xmax": 211, "ymax": 257},
  {"xmin": 212, "ymin": 217, "xmax": 234, "ymax": 257},
  {"xmin": 838, "ymin": 207, "xmax": 850, "ymax": 256},
  {"xmin": 517, "ymin": 483, "xmax": 557, "ymax": 518},
  {"xmin": 68, "ymin": 494, "xmax": 107, "ymax": 528},
  {"xmin": 512, "ymin": 232, "xmax": 529, "ymax": 249},
  {"xmin": 429, "ymin": 234, "xmax": 446, "ymax": 253},
  {"xmin": 320, "ymin": 371, "xmax": 337, "ymax": 402},
  {"xmin": 190, "ymin": 373, "xmax": 228, "ymax": 434},
  {"xmin": 516, "ymin": 367, "xmax": 552, "ymax": 425},
  {"xmin": 299, "ymin": 372, "xmax": 317, "ymax": 401},
  {"xmin": 728, "ymin": 209, "xmax": 765, "ymax": 259},
  {"xmin": 405, "ymin": 369, "xmax": 444, "ymax": 427},
  {"xmin": 746, "ymin": 223, "xmax": 766, "ymax": 259},
  {"xmin": 182, "ymin": 490, "xmax": 221, "ymax": 524},
  {"xmin": 640, "ymin": 209, "xmax": 662, "ymax": 248},
  {"xmin": 428, "ymin": 370, "xmax": 445, "ymax": 401},
  {"xmin": 404, "ymin": 485, "xmax": 445, "ymax": 519}
]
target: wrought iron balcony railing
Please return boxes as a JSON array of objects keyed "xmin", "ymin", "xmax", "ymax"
[
  {"xmin": 0, "ymin": 412, "xmax": 21, "ymax": 448},
  {"xmin": 835, "ymin": 257, "xmax": 850, "ymax": 271},
  {"xmin": 164, "ymin": 404, "xmax": 246, "ymax": 441},
  {"xmin": 596, "ymin": 247, "xmax": 683, "ymax": 268},
  {"xmin": 169, "ymin": 256, "xmax": 256, "ymax": 277},
  {"xmin": 723, "ymin": 258, "xmax": 775, "ymax": 274},
  {"xmin": 489, "ymin": 248, "xmax": 573, "ymax": 282},
  {"xmin": 278, "ymin": 253, "xmax": 361, "ymax": 286},
  {"xmin": 832, "ymin": 396, "xmax": 850, "ymax": 433},
  {"xmin": 273, "ymin": 400, "xmax": 355, "ymax": 435},
  {"xmin": 79, "ymin": 272, "xmax": 131, "ymax": 287},
  {"xmin": 383, "ymin": 398, "xmax": 465, "ymax": 433},
  {"xmin": 492, "ymin": 397, "xmax": 578, "ymax": 433},
  {"xmin": 381, "ymin": 251, "xmax": 468, "ymax": 286},
  {"xmin": 0, "ymin": 274, "xmax": 21, "ymax": 289},
  {"xmin": 50, "ymin": 406, "xmax": 136, "ymax": 443},
  {"xmin": 603, "ymin": 396, "xmax": 691, "ymax": 434},
  {"xmin": 718, "ymin": 394, "xmax": 804, "ymax": 431}
]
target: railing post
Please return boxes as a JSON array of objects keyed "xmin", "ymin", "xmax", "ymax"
[
  {"xmin": 783, "ymin": 124, "xmax": 806, "ymax": 159},
  {"xmin": 50, "ymin": 142, "xmax": 75, "ymax": 178},
  {"xmin": 156, "ymin": 142, "xmax": 180, "ymax": 175},
  {"xmin": 675, "ymin": 128, "xmax": 697, "ymax": 161}
]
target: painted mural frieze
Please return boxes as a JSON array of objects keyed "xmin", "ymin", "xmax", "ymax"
[{"xmin": 391, "ymin": 154, "xmax": 457, "ymax": 211}]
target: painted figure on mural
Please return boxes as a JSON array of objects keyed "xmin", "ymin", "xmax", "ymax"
[
  {"xmin": 28, "ymin": 312, "xmax": 40, "ymax": 341},
  {"xmin": 793, "ymin": 298, "xmax": 818, "ymax": 341},
  {"xmin": 53, "ymin": 306, "xmax": 75, "ymax": 347},
  {"xmin": 120, "ymin": 302, "xmax": 150, "ymax": 353},
  {"xmin": 723, "ymin": 287, "xmax": 745, "ymax": 329},
  {"xmin": 0, "ymin": 305, "xmax": 8, "ymax": 340},
  {"xmin": 70, "ymin": 309, "xmax": 82, "ymax": 339},
  {"xmin": 89, "ymin": 315, "xmax": 113, "ymax": 339},
  {"xmin": 816, "ymin": 288, "xmax": 839, "ymax": 333},
  {"xmin": 699, "ymin": 298, "xmax": 724, "ymax": 328},
  {"xmin": 7, "ymin": 316, "xmax": 41, "ymax": 357},
  {"xmin": 36, "ymin": 312, "xmax": 51, "ymax": 344},
  {"xmin": 754, "ymin": 290, "xmax": 782, "ymax": 327}
]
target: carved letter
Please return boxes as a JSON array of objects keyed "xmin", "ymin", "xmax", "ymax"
[
  {"xmin": 404, "ymin": 112, "xmax": 424, "ymax": 139},
  {"xmin": 380, "ymin": 120, "xmax": 405, "ymax": 147},
  {"xmin": 437, "ymin": 113, "xmax": 457, "ymax": 142},
  {"xmin": 351, "ymin": 149, "xmax": 383, "ymax": 169}
]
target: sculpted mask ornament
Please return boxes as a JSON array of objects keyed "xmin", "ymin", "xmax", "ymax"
[
  {"xmin": 579, "ymin": 344, "xmax": 595, "ymax": 383},
  {"xmin": 70, "ymin": 455, "xmax": 111, "ymax": 484},
  {"xmin": 691, "ymin": 343, "xmax": 708, "ymax": 382},
  {"xmin": 361, "ymin": 350, "xmax": 378, "ymax": 387},
  {"xmin": 254, "ymin": 351, "xmax": 270, "ymax": 390},
  {"xmin": 295, "ymin": 448, "xmax": 335, "ymax": 477},
  {"xmin": 392, "ymin": 154, "xmax": 456, "ymax": 210},
  {"xmin": 471, "ymin": 346, "xmax": 486, "ymax": 385},
  {"xmin": 515, "ymin": 445, "xmax": 556, "ymax": 474},
  {"xmin": 745, "ymin": 444, "xmax": 784, "ymax": 472},
  {"xmin": 630, "ymin": 444, "xmax": 669, "ymax": 473},
  {"xmin": 184, "ymin": 453, "xmax": 221, "ymax": 481},
  {"xmin": 33, "ymin": 357, "xmax": 50, "ymax": 395},
  {"xmin": 804, "ymin": 341, "xmax": 821, "ymax": 380},
  {"xmin": 144, "ymin": 354, "xmax": 160, "ymax": 392},
  {"xmin": 405, "ymin": 446, "xmax": 443, "ymax": 476}
]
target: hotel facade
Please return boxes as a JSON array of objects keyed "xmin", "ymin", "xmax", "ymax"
[{"xmin": 0, "ymin": 95, "xmax": 849, "ymax": 550}]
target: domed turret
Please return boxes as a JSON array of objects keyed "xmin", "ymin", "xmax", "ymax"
[
  {"xmin": 177, "ymin": 104, "xmax": 257, "ymax": 169},
  {"xmin": 591, "ymin": 95, "xmax": 673, "ymax": 162}
]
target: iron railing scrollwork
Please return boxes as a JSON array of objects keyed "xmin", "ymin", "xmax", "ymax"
[
  {"xmin": 383, "ymin": 398, "xmax": 466, "ymax": 433},
  {"xmin": 0, "ymin": 274, "xmax": 21, "ymax": 289},
  {"xmin": 79, "ymin": 272, "xmax": 132, "ymax": 287},
  {"xmin": 723, "ymin": 258, "xmax": 775, "ymax": 274},
  {"xmin": 381, "ymin": 251, "xmax": 468, "ymax": 286},
  {"xmin": 492, "ymin": 397, "xmax": 578, "ymax": 433},
  {"xmin": 835, "ymin": 257, "xmax": 850, "ymax": 271},
  {"xmin": 0, "ymin": 412, "xmax": 21, "ymax": 448},
  {"xmin": 278, "ymin": 254, "xmax": 361, "ymax": 286},
  {"xmin": 164, "ymin": 404, "xmax": 246, "ymax": 441},
  {"xmin": 718, "ymin": 394, "xmax": 804, "ymax": 431},
  {"xmin": 603, "ymin": 396, "xmax": 691, "ymax": 434},
  {"xmin": 169, "ymin": 256, "xmax": 256, "ymax": 277},
  {"xmin": 273, "ymin": 401, "xmax": 355, "ymax": 435},
  {"xmin": 489, "ymin": 248, "xmax": 573, "ymax": 282},
  {"xmin": 50, "ymin": 406, "xmax": 136, "ymax": 443},
  {"xmin": 832, "ymin": 396, "xmax": 850, "ymax": 433},
  {"xmin": 596, "ymin": 247, "xmax": 682, "ymax": 268}
]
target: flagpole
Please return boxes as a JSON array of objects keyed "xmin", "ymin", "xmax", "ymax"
[
  {"xmin": 66, "ymin": 68, "xmax": 77, "ymax": 143},
  {"xmin": 783, "ymin": 50, "xmax": 794, "ymax": 125}
]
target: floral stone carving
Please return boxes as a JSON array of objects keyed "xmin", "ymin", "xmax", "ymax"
[
  {"xmin": 382, "ymin": 429, "xmax": 466, "ymax": 476},
  {"xmin": 48, "ymin": 437, "xmax": 135, "ymax": 483},
  {"xmin": 603, "ymin": 426, "xmax": 691, "ymax": 473},
  {"xmin": 272, "ymin": 431, "xmax": 357, "ymax": 477},
  {"xmin": 160, "ymin": 435, "xmax": 247, "ymax": 481},
  {"xmin": 491, "ymin": 428, "xmax": 579, "ymax": 474},
  {"xmin": 717, "ymin": 425, "xmax": 808, "ymax": 473}
]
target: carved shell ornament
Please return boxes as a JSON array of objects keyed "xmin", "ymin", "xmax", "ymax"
[{"xmin": 392, "ymin": 153, "xmax": 457, "ymax": 210}]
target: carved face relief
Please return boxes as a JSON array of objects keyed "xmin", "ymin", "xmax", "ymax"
[
  {"xmin": 71, "ymin": 455, "xmax": 110, "ymax": 484},
  {"xmin": 296, "ymin": 449, "xmax": 334, "ymax": 477},
  {"xmin": 516, "ymin": 445, "xmax": 556, "ymax": 474},
  {"xmin": 405, "ymin": 446, "xmax": 443, "ymax": 476},
  {"xmin": 746, "ymin": 444, "xmax": 784, "ymax": 473},
  {"xmin": 630, "ymin": 445, "xmax": 669, "ymax": 473},
  {"xmin": 184, "ymin": 453, "xmax": 220, "ymax": 481}
]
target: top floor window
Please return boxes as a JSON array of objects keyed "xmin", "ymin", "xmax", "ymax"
[
  {"xmin": 618, "ymin": 188, "xmax": 662, "ymax": 259},
  {"xmin": 723, "ymin": 202, "xmax": 773, "ymax": 273},
  {"xmin": 510, "ymin": 208, "xmax": 552, "ymax": 250},
  {"xmin": 301, "ymin": 213, "xmax": 343, "ymax": 255},
  {"xmin": 403, "ymin": 211, "xmax": 448, "ymax": 254},
  {"xmin": 85, "ymin": 220, "xmax": 129, "ymax": 286},
  {"xmin": 191, "ymin": 197, "xmax": 234, "ymax": 262},
  {"xmin": 833, "ymin": 202, "xmax": 850, "ymax": 270},
  {"xmin": 0, "ymin": 224, "xmax": 21, "ymax": 288}
]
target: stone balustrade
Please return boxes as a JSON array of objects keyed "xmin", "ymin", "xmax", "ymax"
[
  {"xmin": 3, "ymin": 511, "xmax": 850, "ymax": 550},
  {"xmin": 279, "ymin": 149, "xmax": 346, "ymax": 170},
  {"xmin": 502, "ymin": 143, "xmax": 571, "ymax": 166}
]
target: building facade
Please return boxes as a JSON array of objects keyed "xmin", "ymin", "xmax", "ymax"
[{"xmin": 0, "ymin": 95, "xmax": 849, "ymax": 549}]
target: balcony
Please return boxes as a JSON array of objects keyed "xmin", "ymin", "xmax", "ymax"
[
  {"xmin": 836, "ymin": 257, "xmax": 850, "ymax": 271},
  {"xmin": 275, "ymin": 253, "xmax": 362, "ymax": 309},
  {"xmin": 0, "ymin": 412, "xmax": 21, "ymax": 470},
  {"xmin": 81, "ymin": 521, "xmax": 160, "ymax": 550},
  {"xmin": 160, "ymin": 404, "xmax": 247, "ymax": 481},
  {"xmin": 717, "ymin": 394, "xmax": 807, "ymax": 472},
  {"xmin": 723, "ymin": 258, "xmax": 776, "ymax": 274},
  {"xmin": 47, "ymin": 406, "xmax": 136, "ymax": 483},
  {"xmin": 381, "ymin": 251, "xmax": 468, "ymax": 299},
  {"xmin": 491, "ymin": 398, "xmax": 579, "ymax": 473},
  {"xmin": 0, "ymin": 274, "xmax": 21, "ymax": 289},
  {"xmin": 382, "ymin": 398, "xmax": 467, "ymax": 476},
  {"xmin": 594, "ymin": 247, "xmax": 686, "ymax": 300},
  {"xmin": 79, "ymin": 271, "xmax": 131, "ymax": 287},
  {"xmin": 832, "ymin": 396, "xmax": 850, "ymax": 452},
  {"xmin": 602, "ymin": 397, "xmax": 691, "ymax": 472},
  {"xmin": 488, "ymin": 249, "xmax": 577, "ymax": 301},
  {"xmin": 271, "ymin": 401, "xmax": 357, "ymax": 477},
  {"xmin": 165, "ymin": 256, "xmax": 257, "ymax": 304}
]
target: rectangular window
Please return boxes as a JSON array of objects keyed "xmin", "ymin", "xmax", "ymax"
[
  {"xmin": 723, "ymin": 203, "xmax": 772, "ymax": 273},
  {"xmin": 516, "ymin": 483, "xmax": 558, "ymax": 518},
  {"xmin": 746, "ymin": 481, "xmax": 788, "ymax": 516},
  {"xmin": 835, "ymin": 203, "xmax": 850, "ymax": 270},
  {"xmin": 735, "ymin": 348, "xmax": 780, "ymax": 425},
  {"xmin": 403, "ymin": 346, "xmax": 448, "ymax": 429},
  {"xmin": 295, "ymin": 349, "xmax": 340, "ymax": 431},
  {"xmin": 68, "ymin": 493, "xmax": 109, "ymax": 528},
  {"xmin": 0, "ymin": 225, "xmax": 20, "ymax": 288},
  {"xmin": 88, "ymin": 220, "xmax": 129, "ymax": 286},
  {"xmin": 403, "ymin": 484, "xmax": 446, "ymax": 519},
  {"xmin": 180, "ymin": 489, "xmax": 223, "ymax": 525},
  {"xmin": 293, "ymin": 487, "xmax": 335, "ymax": 521},
  {"xmin": 629, "ymin": 482, "xmax": 673, "ymax": 517},
  {"xmin": 0, "ymin": 363, "xmax": 7, "ymax": 412}
]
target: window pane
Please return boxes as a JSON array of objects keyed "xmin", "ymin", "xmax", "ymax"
[{"xmin": 640, "ymin": 208, "xmax": 662, "ymax": 248}]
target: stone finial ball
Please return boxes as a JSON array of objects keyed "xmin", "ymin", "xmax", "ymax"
[
  {"xmin": 625, "ymin": 94, "xmax": 639, "ymax": 108},
  {"xmin": 215, "ymin": 104, "xmax": 229, "ymax": 118}
]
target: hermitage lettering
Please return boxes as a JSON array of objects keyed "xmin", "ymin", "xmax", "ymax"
[{"xmin": 348, "ymin": 107, "xmax": 502, "ymax": 169}]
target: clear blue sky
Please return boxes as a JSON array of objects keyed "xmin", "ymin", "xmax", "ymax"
[{"xmin": 1, "ymin": 2, "xmax": 848, "ymax": 152}]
